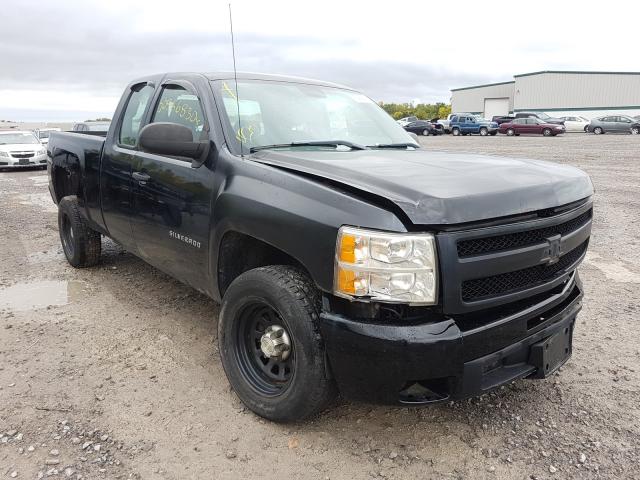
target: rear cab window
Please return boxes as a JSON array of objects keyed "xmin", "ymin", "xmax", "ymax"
[{"xmin": 118, "ymin": 84, "xmax": 154, "ymax": 147}]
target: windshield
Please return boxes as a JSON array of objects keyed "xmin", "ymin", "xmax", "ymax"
[
  {"xmin": 0, "ymin": 132, "xmax": 40, "ymax": 145},
  {"xmin": 214, "ymin": 79, "xmax": 416, "ymax": 153},
  {"xmin": 536, "ymin": 112, "xmax": 551, "ymax": 120}
]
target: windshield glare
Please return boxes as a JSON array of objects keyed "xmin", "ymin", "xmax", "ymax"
[
  {"xmin": 537, "ymin": 112, "xmax": 551, "ymax": 119},
  {"xmin": 215, "ymin": 80, "xmax": 416, "ymax": 153},
  {"xmin": 0, "ymin": 133, "xmax": 40, "ymax": 145}
]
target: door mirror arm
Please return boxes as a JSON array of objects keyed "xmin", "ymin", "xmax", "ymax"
[{"xmin": 190, "ymin": 141, "xmax": 212, "ymax": 169}]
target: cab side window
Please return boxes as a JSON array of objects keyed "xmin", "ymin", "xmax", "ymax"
[
  {"xmin": 151, "ymin": 85, "xmax": 206, "ymax": 140},
  {"xmin": 119, "ymin": 84, "xmax": 154, "ymax": 147}
]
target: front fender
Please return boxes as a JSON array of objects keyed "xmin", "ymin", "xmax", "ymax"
[{"xmin": 209, "ymin": 156, "xmax": 407, "ymax": 300}]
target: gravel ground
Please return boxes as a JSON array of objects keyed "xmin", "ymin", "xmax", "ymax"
[{"xmin": 1, "ymin": 133, "xmax": 639, "ymax": 480}]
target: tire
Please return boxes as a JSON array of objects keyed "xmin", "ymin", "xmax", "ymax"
[
  {"xmin": 542, "ymin": 128, "xmax": 552, "ymax": 137},
  {"xmin": 584, "ymin": 125, "xmax": 589, "ymax": 132},
  {"xmin": 506, "ymin": 128, "xmax": 515, "ymax": 136},
  {"xmin": 593, "ymin": 127, "xmax": 603, "ymax": 135},
  {"xmin": 452, "ymin": 128, "xmax": 460, "ymax": 136},
  {"xmin": 58, "ymin": 195, "xmax": 101, "ymax": 268},
  {"xmin": 422, "ymin": 129, "xmax": 429, "ymax": 136},
  {"xmin": 632, "ymin": 127, "xmax": 639, "ymax": 135},
  {"xmin": 479, "ymin": 127, "xmax": 488, "ymax": 136},
  {"xmin": 218, "ymin": 265, "xmax": 337, "ymax": 422}
]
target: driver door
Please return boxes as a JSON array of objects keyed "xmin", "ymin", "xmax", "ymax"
[{"xmin": 129, "ymin": 81, "xmax": 214, "ymax": 286}]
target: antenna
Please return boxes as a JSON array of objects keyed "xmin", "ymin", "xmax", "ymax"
[{"xmin": 228, "ymin": 3, "xmax": 243, "ymax": 157}]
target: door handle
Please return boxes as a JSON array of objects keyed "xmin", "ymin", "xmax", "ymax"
[{"xmin": 132, "ymin": 171, "xmax": 150, "ymax": 185}]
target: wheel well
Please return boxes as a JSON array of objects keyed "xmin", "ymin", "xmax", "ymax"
[
  {"xmin": 217, "ymin": 231, "xmax": 308, "ymax": 297},
  {"xmin": 52, "ymin": 161, "xmax": 81, "ymax": 203}
]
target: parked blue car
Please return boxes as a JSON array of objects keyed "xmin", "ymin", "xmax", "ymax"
[{"xmin": 449, "ymin": 115, "xmax": 499, "ymax": 136}]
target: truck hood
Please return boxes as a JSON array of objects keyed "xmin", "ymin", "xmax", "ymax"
[{"xmin": 251, "ymin": 149, "xmax": 593, "ymax": 225}]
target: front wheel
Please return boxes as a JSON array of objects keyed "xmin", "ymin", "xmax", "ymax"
[
  {"xmin": 452, "ymin": 128, "xmax": 460, "ymax": 136},
  {"xmin": 593, "ymin": 127, "xmax": 603, "ymax": 135},
  {"xmin": 631, "ymin": 127, "xmax": 639, "ymax": 135},
  {"xmin": 479, "ymin": 127, "xmax": 488, "ymax": 136},
  {"xmin": 218, "ymin": 266, "xmax": 337, "ymax": 422},
  {"xmin": 58, "ymin": 196, "xmax": 101, "ymax": 268},
  {"xmin": 542, "ymin": 128, "xmax": 552, "ymax": 137},
  {"xmin": 506, "ymin": 128, "xmax": 515, "ymax": 136},
  {"xmin": 422, "ymin": 129, "xmax": 430, "ymax": 136}
]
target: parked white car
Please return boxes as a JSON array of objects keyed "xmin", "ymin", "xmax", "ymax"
[
  {"xmin": 35, "ymin": 127, "xmax": 62, "ymax": 146},
  {"xmin": 0, "ymin": 131, "xmax": 48, "ymax": 169},
  {"xmin": 558, "ymin": 116, "xmax": 590, "ymax": 132}
]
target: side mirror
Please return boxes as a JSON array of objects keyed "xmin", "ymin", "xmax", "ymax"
[{"xmin": 138, "ymin": 122, "xmax": 209, "ymax": 167}]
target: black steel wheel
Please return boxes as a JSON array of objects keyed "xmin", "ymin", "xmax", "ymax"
[
  {"xmin": 234, "ymin": 302, "xmax": 295, "ymax": 396},
  {"xmin": 218, "ymin": 265, "xmax": 336, "ymax": 422}
]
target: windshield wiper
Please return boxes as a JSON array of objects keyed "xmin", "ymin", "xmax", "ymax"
[
  {"xmin": 249, "ymin": 140, "xmax": 367, "ymax": 153},
  {"xmin": 367, "ymin": 142, "xmax": 419, "ymax": 149}
]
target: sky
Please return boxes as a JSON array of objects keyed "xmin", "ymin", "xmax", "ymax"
[{"xmin": 1, "ymin": 0, "xmax": 639, "ymax": 121}]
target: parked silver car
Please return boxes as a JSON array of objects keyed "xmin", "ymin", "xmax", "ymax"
[
  {"xmin": 0, "ymin": 131, "xmax": 48, "ymax": 169},
  {"xmin": 587, "ymin": 115, "xmax": 640, "ymax": 135}
]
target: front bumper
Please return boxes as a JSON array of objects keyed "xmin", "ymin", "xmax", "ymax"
[{"xmin": 319, "ymin": 273, "xmax": 583, "ymax": 405}]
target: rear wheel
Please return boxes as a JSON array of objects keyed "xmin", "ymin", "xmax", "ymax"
[
  {"xmin": 593, "ymin": 127, "xmax": 603, "ymax": 135},
  {"xmin": 422, "ymin": 129, "xmax": 430, "ymax": 136},
  {"xmin": 506, "ymin": 128, "xmax": 515, "ymax": 136},
  {"xmin": 452, "ymin": 128, "xmax": 460, "ymax": 136},
  {"xmin": 218, "ymin": 266, "xmax": 336, "ymax": 422},
  {"xmin": 58, "ymin": 196, "xmax": 101, "ymax": 268},
  {"xmin": 542, "ymin": 128, "xmax": 552, "ymax": 137},
  {"xmin": 479, "ymin": 127, "xmax": 488, "ymax": 136}
]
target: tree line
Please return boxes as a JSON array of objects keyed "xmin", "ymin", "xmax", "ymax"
[{"xmin": 379, "ymin": 102, "xmax": 452, "ymax": 121}]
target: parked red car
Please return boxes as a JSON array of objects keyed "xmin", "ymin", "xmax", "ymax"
[{"xmin": 499, "ymin": 118, "xmax": 566, "ymax": 136}]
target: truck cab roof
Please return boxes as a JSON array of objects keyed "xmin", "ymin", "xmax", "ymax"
[{"xmin": 131, "ymin": 72, "xmax": 354, "ymax": 91}]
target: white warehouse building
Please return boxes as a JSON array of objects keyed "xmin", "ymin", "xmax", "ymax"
[{"xmin": 451, "ymin": 71, "xmax": 640, "ymax": 120}]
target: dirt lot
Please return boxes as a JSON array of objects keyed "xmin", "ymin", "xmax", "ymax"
[{"xmin": 1, "ymin": 134, "xmax": 639, "ymax": 480}]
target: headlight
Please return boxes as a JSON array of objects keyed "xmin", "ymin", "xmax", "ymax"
[
  {"xmin": 334, "ymin": 226, "xmax": 438, "ymax": 305},
  {"xmin": 0, "ymin": 151, "xmax": 9, "ymax": 158},
  {"xmin": 37, "ymin": 148, "xmax": 46, "ymax": 155}
]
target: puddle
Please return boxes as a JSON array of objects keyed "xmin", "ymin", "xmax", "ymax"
[
  {"xmin": 0, "ymin": 280, "xmax": 84, "ymax": 312},
  {"xmin": 583, "ymin": 252, "xmax": 640, "ymax": 283}
]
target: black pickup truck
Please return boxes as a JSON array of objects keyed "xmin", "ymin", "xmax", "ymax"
[{"xmin": 48, "ymin": 72, "xmax": 594, "ymax": 422}]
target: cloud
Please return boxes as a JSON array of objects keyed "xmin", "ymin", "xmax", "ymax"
[
  {"xmin": 3, "ymin": 0, "xmax": 637, "ymax": 121},
  {"xmin": 1, "ymin": 1, "xmax": 492, "ymax": 120}
]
